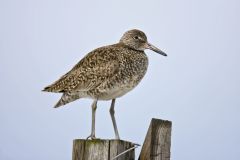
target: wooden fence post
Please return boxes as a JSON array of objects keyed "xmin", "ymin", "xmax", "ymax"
[
  {"xmin": 139, "ymin": 118, "xmax": 172, "ymax": 160},
  {"xmin": 72, "ymin": 118, "xmax": 172, "ymax": 160},
  {"xmin": 72, "ymin": 139, "xmax": 135, "ymax": 160}
]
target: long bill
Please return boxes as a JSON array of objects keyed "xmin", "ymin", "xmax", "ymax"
[{"xmin": 146, "ymin": 43, "xmax": 167, "ymax": 56}]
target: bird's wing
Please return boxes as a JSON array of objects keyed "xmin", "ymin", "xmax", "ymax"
[{"xmin": 43, "ymin": 46, "xmax": 120, "ymax": 93}]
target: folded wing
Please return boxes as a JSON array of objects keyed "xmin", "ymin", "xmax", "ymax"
[{"xmin": 43, "ymin": 47, "xmax": 120, "ymax": 93}]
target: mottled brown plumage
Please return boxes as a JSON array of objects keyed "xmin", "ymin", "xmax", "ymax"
[{"xmin": 43, "ymin": 29, "xmax": 167, "ymax": 139}]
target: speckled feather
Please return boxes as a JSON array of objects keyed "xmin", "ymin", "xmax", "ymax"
[
  {"xmin": 42, "ymin": 29, "xmax": 167, "ymax": 108},
  {"xmin": 43, "ymin": 43, "xmax": 148, "ymax": 107}
]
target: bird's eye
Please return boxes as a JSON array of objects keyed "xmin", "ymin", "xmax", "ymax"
[{"xmin": 133, "ymin": 36, "xmax": 139, "ymax": 40}]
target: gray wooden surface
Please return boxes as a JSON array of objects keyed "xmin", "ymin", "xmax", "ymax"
[
  {"xmin": 72, "ymin": 139, "xmax": 135, "ymax": 160},
  {"xmin": 139, "ymin": 118, "xmax": 172, "ymax": 160}
]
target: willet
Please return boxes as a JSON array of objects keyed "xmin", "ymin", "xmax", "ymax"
[{"xmin": 43, "ymin": 29, "xmax": 167, "ymax": 139}]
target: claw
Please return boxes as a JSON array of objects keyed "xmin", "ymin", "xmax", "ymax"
[{"xmin": 86, "ymin": 134, "xmax": 96, "ymax": 140}]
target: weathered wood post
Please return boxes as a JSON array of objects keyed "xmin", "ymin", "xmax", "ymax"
[
  {"xmin": 72, "ymin": 139, "xmax": 135, "ymax": 160},
  {"xmin": 139, "ymin": 118, "xmax": 172, "ymax": 160},
  {"xmin": 72, "ymin": 118, "xmax": 172, "ymax": 160}
]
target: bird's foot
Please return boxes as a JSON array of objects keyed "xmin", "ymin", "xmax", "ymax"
[{"xmin": 86, "ymin": 134, "xmax": 96, "ymax": 140}]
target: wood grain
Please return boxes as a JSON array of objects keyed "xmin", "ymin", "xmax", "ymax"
[
  {"xmin": 72, "ymin": 139, "xmax": 135, "ymax": 160},
  {"xmin": 139, "ymin": 118, "xmax": 172, "ymax": 160}
]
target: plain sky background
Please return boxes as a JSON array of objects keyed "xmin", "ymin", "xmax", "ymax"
[{"xmin": 1, "ymin": 0, "xmax": 240, "ymax": 159}]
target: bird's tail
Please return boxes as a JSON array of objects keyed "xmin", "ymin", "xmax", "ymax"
[
  {"xmin": 54, "ymin": 92, "xmax": 81, "ymax": 108},
  {"xmin": 54, "ymin": 97, "xmax": 67, "ymax": 108}
]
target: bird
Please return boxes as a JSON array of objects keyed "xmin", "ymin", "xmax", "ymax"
[{"xmin": 42, "ymin": 29, "xmax": 167, "ymax": 140}]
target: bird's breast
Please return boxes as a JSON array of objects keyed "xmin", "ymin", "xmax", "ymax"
[{"xmin": 94, "ymin": 51, "xmax": 149, "ymax": 100}]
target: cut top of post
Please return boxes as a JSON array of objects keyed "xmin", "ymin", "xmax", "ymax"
[
  {"xmin": 72, "ymin": 139, "xmax": 135, "ymax": 160},
  {"xmin": 139, "ymin": 118, "xmax": 172, "ymax": 160}
]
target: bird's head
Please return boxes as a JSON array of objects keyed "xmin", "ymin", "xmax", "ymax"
[{"xmin": 120, "ymin": 29, "xmax": 167, "ymax": 56}]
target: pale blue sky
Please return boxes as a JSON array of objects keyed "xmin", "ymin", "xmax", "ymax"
[{"xmin": 1, "ymin": 0, "xmax": 240, "ymax": 159}]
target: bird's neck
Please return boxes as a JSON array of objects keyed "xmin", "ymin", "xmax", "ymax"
[{"xmin": 116, "ymin": 42, "xmax": 144, "ymax": 52}]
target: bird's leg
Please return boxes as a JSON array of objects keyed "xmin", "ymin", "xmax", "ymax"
[
  {"xmin": 110, "ymin": 99, "xmax": 120, "ymax": 139},
  {"xmin": 87, "ymin": 99, "xmax": 97, "ymax": 139}
]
